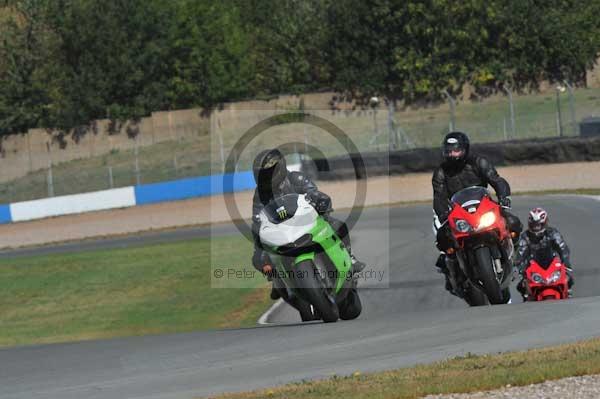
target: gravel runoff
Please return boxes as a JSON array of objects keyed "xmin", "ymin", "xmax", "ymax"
[{"xmin": 425, "ymin": 374, "xmax": 600, "ymax": 399}]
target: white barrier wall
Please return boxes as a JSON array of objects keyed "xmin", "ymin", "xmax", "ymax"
[{"xmin": 10, "ymin": 187, "xmax": 136, "ymax": 222}]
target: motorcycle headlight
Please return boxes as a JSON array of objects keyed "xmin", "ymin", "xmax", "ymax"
[
  {"xmin": 547, "ymin": 270, "xmax": 562, "ymax": 284},
  {"xmin": 531, "ymin": 273, "xmax": 544, "ymax": 284},
  {"xmin": 455, "ymin": 219, "xmax": 473, "ymax": 233},
  {"xmin": 477, "ymin": 212, "xmax": 496, "ymax": 230}
]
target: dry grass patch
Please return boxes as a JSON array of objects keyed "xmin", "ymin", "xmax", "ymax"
[{"xmin": 208, "ymin": 337, "xmax": 600, "ymax": 399}]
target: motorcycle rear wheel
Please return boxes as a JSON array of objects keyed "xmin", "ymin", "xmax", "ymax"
[{"xmin": 339, "ymin": 288, "xmax": 362, "ymax": 320}]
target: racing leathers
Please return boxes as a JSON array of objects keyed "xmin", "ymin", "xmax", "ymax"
[{"xmin": 514, "ymin": 228, "xmax": 574, "ymax": 296}]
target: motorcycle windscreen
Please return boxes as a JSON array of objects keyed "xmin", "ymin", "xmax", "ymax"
[
  {"xmin": 450, "ymin": 186, "xmax": 490, "ymax": 208},
  {"xmin": 262, "ymin": 194, "xmax": 300, "ymax": 224},
  {"xmin": 532, "ymin": 246, "xmax": 558, "ymax": 269}
]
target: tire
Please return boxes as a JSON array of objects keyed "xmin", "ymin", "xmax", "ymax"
[
  {"xmin": 474, "ymin": 247, "xmax": 504, "ymax": 305},
  {"xmin": 463, "ymin": 284, "xmax": 488, "ymax": 306},
  {"xmin": 339, "ymin": 288, "xmax": 362, "ymax": 320},
  {"xmin": 292, "ymin": 260, "xmax": 339, "ymax": 323},
  {"xmin": 275, "ymin": 283, "xmax": 316, "ymax": 321},
  {"xmin": 290, "ymin": 297, "xmax": 316, "ymax": 322}
]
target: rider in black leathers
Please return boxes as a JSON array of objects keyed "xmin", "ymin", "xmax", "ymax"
[
  {"xmin": 251, "ymin": 149, "xmax": 365, "ymax": 301},
  {"xmin": 432, "ymin": 132, "xmax": 523, "ymax": 298},
  {"xmin": 515, "ymin": 207, "xmax": 573, "ymax": 299}
]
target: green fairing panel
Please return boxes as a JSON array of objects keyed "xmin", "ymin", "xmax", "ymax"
[
  {"xmin": 295, "ymin": 252, "xmax": 315, "ymax": 263},
  {"xmin": 296, "ymin": 217, "xmax": 351, "ymax": 293}
]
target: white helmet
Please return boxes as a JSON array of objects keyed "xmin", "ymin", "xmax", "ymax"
[{"xmin": 528, "ymin": 207, "xmax": 548, "ymax": 236}]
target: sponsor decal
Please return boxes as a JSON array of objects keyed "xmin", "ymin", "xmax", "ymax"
[{"xmin": 276, "ymin": 206, "xmax": 288, "ymax": 220}]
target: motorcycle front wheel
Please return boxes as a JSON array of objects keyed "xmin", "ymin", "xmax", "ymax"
[
  {"xmin": 291, "ymin": 260, "xmax": 339, "ymax": 323},
  {"xmin": 474, "ymin": 247, "xmax": 504, "ymax": 305}
]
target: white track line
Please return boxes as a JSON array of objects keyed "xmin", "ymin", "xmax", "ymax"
[{"xmin": 257, "ymin": 298, "xmax": 284, "ymax": 325}]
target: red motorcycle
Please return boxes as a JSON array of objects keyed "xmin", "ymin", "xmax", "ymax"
[
  {"xmin": 446, "ymin": 187, "xmax": 516, "ymax": 306},
  {"xmin": 523, "ymin": 247, "xmax": 569, "ymax": 301}
]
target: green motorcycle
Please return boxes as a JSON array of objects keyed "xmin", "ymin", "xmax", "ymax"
[{"xmin": 258, "ymin": 193, "xmax": 362, "ymax": 322}]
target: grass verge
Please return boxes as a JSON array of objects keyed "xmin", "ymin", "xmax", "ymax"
[
  {"xmin": 208, "ymin": 337, "xmax": 600, "ymax": 399},
  {"xmin": 0, "ymin": 236, "xmax": 271, "ymax": 347}
]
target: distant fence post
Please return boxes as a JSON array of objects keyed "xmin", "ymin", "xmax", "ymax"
[
  {"xmin": 503, "ymin": 85, "xmax": 516, "ymax": 139},
  {"xmin": 304, "ymin": 125, "xmax": 309, "ymax": 154},
  {"xmin": 46, "ymin": 142, "xmax": 54, "ymax": 197},
  {"xmin": 26, "ymin": 131, "xmax": 33, "ymax": 173},
  {"xmin": 555, "ymin": 85, "xmax": 564, "ymax": 137},
  {"xmin": 134, "ymin": 135, "xmax": 141, "ymax": 185},
  {"xmin": 387, "ymin": 100, "xmax": 398, "ymax": 150},
  {"xmin": 108, "ymin": 166, "xmax": 114, "ymax": 189},
  {"xmin": 368, "ymin": 97, "xmax": 380, "ymax": 150},
  {"xmin": 47, "ymin": 161, "xmax": 54, "ymax": 197},
  {"xmin": 442, "ymin": 90, "xmax": 456, "ymax": 132},
  {"xmin": 214, "ymin": 111, "xmax": 226, "ymax": 173},
  {"xmin": 563, "ymin": 80, "xmax": 577, "ymax": 135}
]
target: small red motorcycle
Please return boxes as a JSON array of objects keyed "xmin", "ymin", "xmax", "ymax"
[
  {"xmin": 523, "ymin": 247, "xmax": 569, "ymax": 301},
  {"xmin": 446, "ymin": 186, "xmax": 516, "ymax": 306}
]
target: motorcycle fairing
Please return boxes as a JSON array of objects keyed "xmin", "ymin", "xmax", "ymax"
[
  {"xmin": 259, "ymin": 195, "xmax": 352, "ymax": 295},
  {"xmin": 525, "ymin": 256, "xmax": 568, "ymax": 301},
  {"xmin": 259, "ymin": 195, "xmax": 318, "ymax": 247},
  {"xmin": 449, "ymin": 195, "xmax": 509, "ymax": 244}
]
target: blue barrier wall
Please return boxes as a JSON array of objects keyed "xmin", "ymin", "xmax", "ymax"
[
  {"xmin": 134, "ymin": 171, "xmax": 256, "ymax": 206},
  {"xmin": 0, "ymin": 171, "xmax": 256, "ymax": 224},
  {"xmin": 0, "ymin": 204, "xmax": 12, "ymax": 224}
]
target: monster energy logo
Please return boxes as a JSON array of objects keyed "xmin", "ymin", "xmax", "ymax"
[{"xmin": 276, "ymin": 206, "xmax": 288, "ymax": 220}]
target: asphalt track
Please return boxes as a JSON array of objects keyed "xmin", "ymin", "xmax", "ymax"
[{"xmin": 1, "ymin": 195, "xmax": 600, "ymax": 399}]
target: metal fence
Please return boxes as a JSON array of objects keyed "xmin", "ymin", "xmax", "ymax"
[{"xmin": 1, "ymin": 85, "xmax": 599, "ymax": 205}]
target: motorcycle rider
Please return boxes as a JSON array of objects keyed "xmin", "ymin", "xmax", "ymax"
[
  {"xmin": 251, "ymin": 149, "xmax": 365, "ymax": 302},
  {"xmin": 432, "ymin": 131, "xmax": 523, "ymax": 299},
  {"xmin": 515, "ymin": 207, "xmax": 573, "ymax": 299}
]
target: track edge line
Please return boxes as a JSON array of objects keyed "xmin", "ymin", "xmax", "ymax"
[{"xmin": 257, "ymin": 298, "xmax": 284, "ymax": 325}]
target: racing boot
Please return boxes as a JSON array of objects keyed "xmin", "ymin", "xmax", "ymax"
[
  {"xmin": 270, "ymin": 285, "xmax": 281, "ymax": 300},
  {"xmin": 350, "ymin": 253, "xmax": 366, "ymax": 275},
  {"xmin": 435, "ymin": 253, "xmax": 447, "ymax": 274},
  {"xmin": 445, "ymin": 255, "xmax": 461, "ymax": 297},
  {"xmin": 436, "ymin": 254, "xmax": 459, "ymax": 296},
  {"xmin": 516, "ymin": 279, "xmax": 528, "ymax": 302}
]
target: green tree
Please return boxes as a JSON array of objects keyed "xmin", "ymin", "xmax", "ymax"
[
  {"xmin": 239, "ymin": 0, "xmax": 332, "ymax": 95},
  {"xmin": 41, "ymin": 0, "xmax": 177, "ymax": 127},
  {"xmin": 166, "ymin": 0, "xmax": 254, "ymax": 109},
  {"xmin": 327, "ymin": 0, "xmax": 505, "ymax": 102},
  {"xmin": 0, "ymin": 0, "xmax": 55, "ymax": 135},
  {"xmin": 1, "ymin": 0, "xmax": 599, "ymax": 137}
]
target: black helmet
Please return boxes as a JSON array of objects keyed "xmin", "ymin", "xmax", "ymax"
[
  {"xmin": 442, "ymin": 131, "xmax": 470, "ymax": 166},
  {"xmin": 252, "ymin": 149, "xmax": 287, "ymax": 189}
]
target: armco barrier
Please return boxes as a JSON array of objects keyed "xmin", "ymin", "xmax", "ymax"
[
  {"xmin": 305, "ymin": 136, "xmax": 600, "ymax": 180},
  {"xmin": 10, "ymin": 187, "xmax": 136, "ymax": 223},
  {"xmin": 134, "ymin": 171, "xmax": 256, "ymax": 205},
  {"xmin": 0, "ymin": 171, "xmax": 257, "ymax": 224}
]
